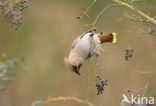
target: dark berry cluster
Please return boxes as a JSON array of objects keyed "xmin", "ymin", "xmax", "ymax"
[
  {"xmin": 125, "ymin": 48, "xmax": 134, "ymax": 61},
  {"xmin": 20, "ymin": 0, "xmax": 29, "ymax": 11},
  {"xmin": 0, "ymin": 0, "xmax": 29, "ymax": 30},
  {"xmin": 95, "ymin": 76, "xmax": 108, "ymax": 95}
]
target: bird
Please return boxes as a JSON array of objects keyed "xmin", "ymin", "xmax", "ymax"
[{"xmin": 64, "ymin": 29, "xmax": 117, "ymax": 75}]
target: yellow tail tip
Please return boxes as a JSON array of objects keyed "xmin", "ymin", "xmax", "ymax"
[{"xmin": 112, "ymin": 32, "xmax": 117, "ymax": 43}]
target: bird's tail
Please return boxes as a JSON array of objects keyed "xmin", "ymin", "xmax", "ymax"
[{"xmin": 97, "ymin": 32, "xmax": 117, "ymax": 44}]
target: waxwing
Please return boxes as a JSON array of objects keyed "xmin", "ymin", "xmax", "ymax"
[{"xmin": 64, "ymin": 29, "xmax": 117, "ymax": 75}]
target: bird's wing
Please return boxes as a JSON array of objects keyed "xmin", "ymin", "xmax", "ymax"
[
  {"xmin": 71, "ymin": 32, "xmax": 87, "ymax": 49},
  {"xmin": 71, "ymin": 36, "xmax": 81, "ymax": 49},
  {"xmin": 71, "ymin": 29, "xmax": 96, "ymax": 49}
]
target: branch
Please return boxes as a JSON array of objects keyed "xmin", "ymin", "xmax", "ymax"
[
  {"xmin": 44, "ymin": 96, "xmax": 95, "ymax": 106},
  {"xmin": 136, "ymin": 28, "xmax": 156, "ymax": 36},
  {"xmin": 128, "ymin": 0, "xmax": 142, "ymax": 3},
  {"xmin": 134, "ymin": 68, "xmax": 156, "ymax": 74},
  {"xmin": 85, "ymin": 4, "xmax": 121, "ymax": 27},
  {"xmin": 81, "ymin": 0, "xmax": 97, "ymax": 17},
  {"xmin": 129, "ymin": 67, "xmax": 156, "ymax": 96},
  {"xmin": 112, "ymin": 0, "xmax": 156, "ymax": 25},
  {"xmin": 142, "ymin": 68, "xmax": 156, "ymax": 96},
  {"xmin": 124, "ymin": 13, "xmax": 149, "ymax": 23},
  {"xmin": 77, "ymin": 0, "xmax": 96, "ymax": 19}
]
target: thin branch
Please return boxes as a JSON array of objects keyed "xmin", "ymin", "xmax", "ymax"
[
  {"xmin": 91, "ymin": 57, "xmax": 97, "ymax": 76},
  {"xmin": 137, "ymin": 28, "xmax": 156, "ymax": 36},
  {"xmin": 85, "ymin": 4, "xmax": 121, "ymax": 27},
  {"xmin": 130, "ymin": 67, "xmax": 156, "ymax": 96},
  {"xmin": 132, "ymin": 87, "xmax": 145, "ymax": 93},
  {"xmin": 85, "ymin": 69, "xmax": 90, "ymax": 98},
  {"xmin": 81, "ymin": 0, "xmax": 97, "ymax": 17},
  {"xmin": 128, "ymin": 0, "xmax": 142, "ymax": 3},
  {"xmin": 142, "ymin": 68, "xmax": 156, "ymax": 96},
  {"xmin": 44, "ymin": 96, "xmax": 95, "ymax": 106},
  {"xmin": 112, "ymin": 0, "xmax": 156, "ymax": 25},
  {"xmin": 124, "ymin": 13, "xmax": 149, "ymax": 23},
  {"xmin": 134, "ymin": 68, "xmax": 156, "ymax": 74}
]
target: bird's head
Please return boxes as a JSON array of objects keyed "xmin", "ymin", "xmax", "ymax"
[{"xmin": 64, "ymin": 57, "xmax": 82, "ymax": 75}]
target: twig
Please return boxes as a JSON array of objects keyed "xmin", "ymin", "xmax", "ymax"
[
  {"xmin": 86, "ymin": 70, "xmax": 90, "ymax": 98},
  {"xmin": 124, "ymin": 13, "xmax": 149, "ymax": 23},
  {"xmin": 137, "ymin": 28, "xmax": 156, "ymax": 36},
  {"xmin": 134, "ymin": 68, "xmax": 156, "ymax": 74},
  {"xmin": 91, "ymin": 57, "xmax": 96, "ymax": 76},
  {"xmin": 130, "ymin": 67, "xmax": 156, "ymax": 96},
  {"xmin": 85, "ymin": 4, "xmax": 121, "ymax": 27},
  {"xmin": 142, "ymin": 68, "xmax": 156, "ymax": 96},
  {"xmin": 132, "ymin": 87, "xmax": 145, "ymax": 93},
  {"xmin": 81, "ymin": 0, "xmax": 97, "ymax": 17},
  {"xmin": 112, "ymin": 0, "xmax": 156, "ymax": 25},
  {"xmin": 44, "ymin": 96, "xmax": 95, "ymax": 106},
  {"xmin": 130, "ymin": 0, "xmax": 142, "ymax": 3}
]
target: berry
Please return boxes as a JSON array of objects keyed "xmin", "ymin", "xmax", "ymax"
[
  {"xmin": 76, "ymin": 16, "xmax": 81, "ymax": 20},
  {"xmin": 95, "ymin": 76, "xmax": 108, "ymax": 95},
  {"xmin": 124, "ymin": 48, "xmax": 134, "ymax": 61},
  {"xmin": 0, "ymin": 0, "xmax": 29, "ymax": 30}
]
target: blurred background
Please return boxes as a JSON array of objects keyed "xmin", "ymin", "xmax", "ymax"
[{"xmin": 0, "ymin": 0, "xmax": 156, "ymax": 106}]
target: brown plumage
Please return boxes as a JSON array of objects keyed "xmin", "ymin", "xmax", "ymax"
[{"xmin": 97, "ymin": 32, "xmax": 116, "ymax": 43}]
